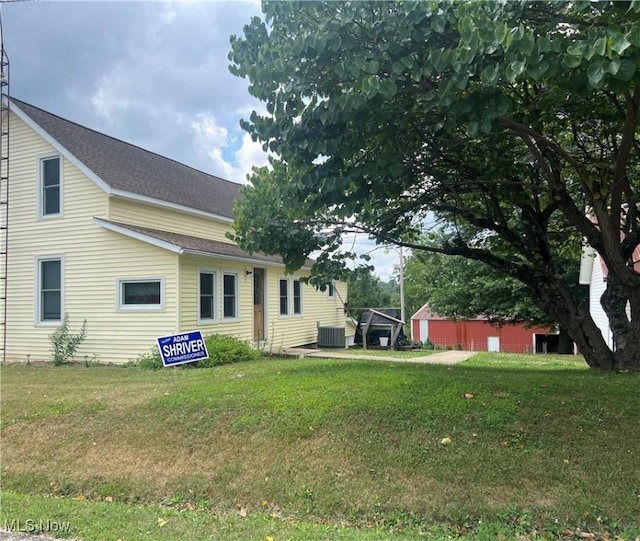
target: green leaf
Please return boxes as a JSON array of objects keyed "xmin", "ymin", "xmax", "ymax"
[
  {"xmin": 628, "ymin": 26, "xmax": 640, "ymax": 47},
  {"xmin": 480, "ymin": 63, "xmax": 500, "ymax": 85},
  {"xmin": 562, "ymin": 55, "xmax": 582, "ymax": 69},
  {"xmin": 365, "ymin": 60, "xmax": 380, "ymax": 75},
  {"xmin": 614, "ymin": 58, "xmax": 636, "ymax": 81},
  {"xmin": 493, "ymin": 23, "xmax": 509, "ymax": 44},
  {"xmin": 607, "ymin": 58, "xmax": 620, "ymax": 76},
  {"xmin": 392, "ymin": 61, "xmax": 406, "ymax": 75},
  {"xmin": 610, "ymin": 35, "xmax": 631, "ymax": 56},
  {"xmin": 587, "ymin": 62, "xmax": 605, "ymax": 87},
  {"xmin": 506, "ymin": 60, "xmax": 526, "ymax": 81},
  {"xmin": 431, "ymin": 17, "xmax": 446, "ymax": 34},
  {"xmin": 454, "ymin": 73, "xmax": 469, "ymax": 90},
  {"xmin": 467, "ymin": 120, "xmax": 479, "ymax": 137},
  {"xmin": 567, "ymin": 42, "xmax": 586, "ymax": 57},
  {"xmin": 518, "ymin": 33, "xmax": 535, "ymax": 56},
  {"xmin": 594, "ymin": 37, "xmax": 607, "ymax": 57}
]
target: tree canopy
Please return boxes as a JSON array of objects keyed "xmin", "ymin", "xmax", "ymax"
[
  {"xmin": 229, "ymin": 1, "xmax": 640, "ymax": 370},
  {"xmin": 345, "ymin": 268, "xmax": 397, "ymax": 320},
  {"xmin": 403, "ymin": 249, "xmax": 551, "ymax": 328}
]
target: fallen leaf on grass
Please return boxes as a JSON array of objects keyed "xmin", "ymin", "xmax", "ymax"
[{"xmin": 157, "ymin": 518, "xmax": 168, "ymax": 527}]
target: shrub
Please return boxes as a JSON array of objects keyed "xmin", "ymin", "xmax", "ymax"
[
  {"xmin": 49, "ymin": 313, "xmax": 88, "ymax": 365},
  {"xmin": 133, "ymin": 333, "xmax": 261, "ymax": 370},
  {"xmin": 133, "ymin": 346, "xmax": 163, "ymax": 370},
  {"xmin": 196, "ymin": 333, "xmax": 262, "ymax": 368}
]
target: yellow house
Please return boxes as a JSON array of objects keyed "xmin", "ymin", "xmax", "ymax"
[{"xmin": 0, "ymin": 99, "xmax": 347, "ymax": 364}]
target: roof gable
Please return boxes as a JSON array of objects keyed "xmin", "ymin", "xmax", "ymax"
[{"xmin": 10, "ymin": 99, "xmax": 241, "ymax": 221}]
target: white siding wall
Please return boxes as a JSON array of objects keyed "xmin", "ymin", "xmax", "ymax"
[{"xmin": 589, "ymin": 258, "xmax": 613, "ymax": 349}]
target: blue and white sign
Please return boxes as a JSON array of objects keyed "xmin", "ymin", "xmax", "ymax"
[{"xmin": 157, "ymin": 330, "xmax": 209, "ymax": 367}]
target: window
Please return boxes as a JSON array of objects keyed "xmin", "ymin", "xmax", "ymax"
[
  {"xmin": 279, "ymin": 278, "xmax": 289, "ymax": 316},
  {"xmin": 293, "ymin": 279, "xmax": 303, "ymax": 315},
  {"xmin": 117, "ymin": 278, "xmax": 163, "ymax": 310},
  {"xmin": 328, "ymin": 282, "xmax": 336, "ymax": 299},
  {"xmin": 199, "ymin": 270, "xmax": 217, "ymax": 322},
  {"xmin": 37, "ymin": 256, "xmax": 63, "ymax": 323},
  {"xmin": 223, "ymin": 273, "xmax": 238, "ymax": 319},
  {"xmin": 39, "ymin": 155, "xmax": 62, "ymax": 218}
]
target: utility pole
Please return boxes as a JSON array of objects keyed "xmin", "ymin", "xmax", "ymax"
[{"xmin": 399, "ymin": 245, "xmax": 405, "ymax": 324}]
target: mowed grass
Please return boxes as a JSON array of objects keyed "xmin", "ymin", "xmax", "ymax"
[{"xmin": 1, "ymin": 353, "xmax": 639, "ymax": 540}]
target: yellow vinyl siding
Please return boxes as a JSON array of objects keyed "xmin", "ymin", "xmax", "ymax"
[
  {"xmin": 263, "ymin": 269, "xmax": 347, "ymax": 351},
  {"xmin": 6, "ymin": 110, "xmax": 348, "ymax": 363},
  {"xmin": 6, "ymin": 112, "xmax": 105, "ymax": 362},
  {"xmin": 178, "ymin": 261, "xmax": 348, "ymax": 352},
  {"xmin": 178, "ymin": 256, "xmax": 253, "ymax": 342},
  {"xmin": 6, "ymin": 113, "xmax": 179, "ymax": 364},
  {"xmin": 108, "ymin": 197, "xmax": 234, "ymax": 242}
]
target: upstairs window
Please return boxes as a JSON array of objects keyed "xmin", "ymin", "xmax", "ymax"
[
  {"xmin": 39, "ymin": 155, "xmax": 62, "ymax": 218},
  {"xmin": 328, "ymin": 282, "xmax": 336, "ymax": 299}
]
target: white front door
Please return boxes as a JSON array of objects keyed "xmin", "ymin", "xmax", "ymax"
[{"xmin": 487, "ymin": 336, "xmax": 500, "ymax": 352}]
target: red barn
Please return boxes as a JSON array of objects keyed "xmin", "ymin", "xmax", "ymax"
[{"xmin": 411, "ymin": 304, "xmax": 555, "ymax": 354}]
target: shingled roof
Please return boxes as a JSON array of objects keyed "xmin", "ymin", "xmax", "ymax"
[
  {"xmin": 94, "ymin": 218, "xmax": 294, "ymax": 267},
  {"xmin": 10, "ymin": 98, "xmax": 241, "ymax": 220}
]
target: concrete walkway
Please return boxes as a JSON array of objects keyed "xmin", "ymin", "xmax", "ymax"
[{"xmin": 283, "ymin": 348, "xmax": 476, "ymax": 365}]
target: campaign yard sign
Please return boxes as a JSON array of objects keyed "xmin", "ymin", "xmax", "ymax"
[{"xmin": 157, "ymin": 330, "xmax": 209, "ymax": 367}]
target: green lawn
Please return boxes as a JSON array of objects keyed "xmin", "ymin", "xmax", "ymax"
[{"xmin": 1, "ymin": 354, "xmax": 639, "ymax": 540}]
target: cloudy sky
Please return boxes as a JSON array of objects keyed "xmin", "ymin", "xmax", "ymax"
[{"xmin": 2, "ymin": 0, "xmax": 401, "ymax": 280}]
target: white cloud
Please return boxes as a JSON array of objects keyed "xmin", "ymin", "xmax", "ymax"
[
  {"xmin": 91, "ymin": 77, "xmax": 131, "ymax": 121},
  {"xmin": 234, "ymin": 133, "xmax": 269, "ymax": 183},
  {"xmin": 190, "ymin": 112, "xmax": 268, "ymax": 183}
]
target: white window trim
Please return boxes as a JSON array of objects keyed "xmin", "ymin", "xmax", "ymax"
[
  {"xmin": 222, "ymin": 271, "xmax": 240, "ymax": 321},
  {"xmin": 197, "ymin": 268, "xmax": 218, "ymax": 324},
  {"xmin": 116, "ymin": 277, "xmax": 165, "ymax": 311},
  {"xmin": 292, "ymin": 278, "xmax": 304, "ymax": 317},
  {"xmin": 35, "ymin": 254, "xmax": 64, "ymax": 326},
  {"xmin": 37, "ymin": 153, "xmax": 63, "ymax": 220},
  {"xmin": 278, "ymin": 276, "xmax": 290, "ymax": 318}
]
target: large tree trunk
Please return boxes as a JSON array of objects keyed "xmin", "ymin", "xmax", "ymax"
[
  {"xmin": 600, "ymin": 275, "xmax": 640, "ymax": 370},
  {"xmin": 531, "ymin": 278, "xmax": 616, "ymax": 370}
]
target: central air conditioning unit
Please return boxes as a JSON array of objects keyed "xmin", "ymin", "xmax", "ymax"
[{"xmin": 317, "ymin": 326, "xmax": 345, "ymax": 348}]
